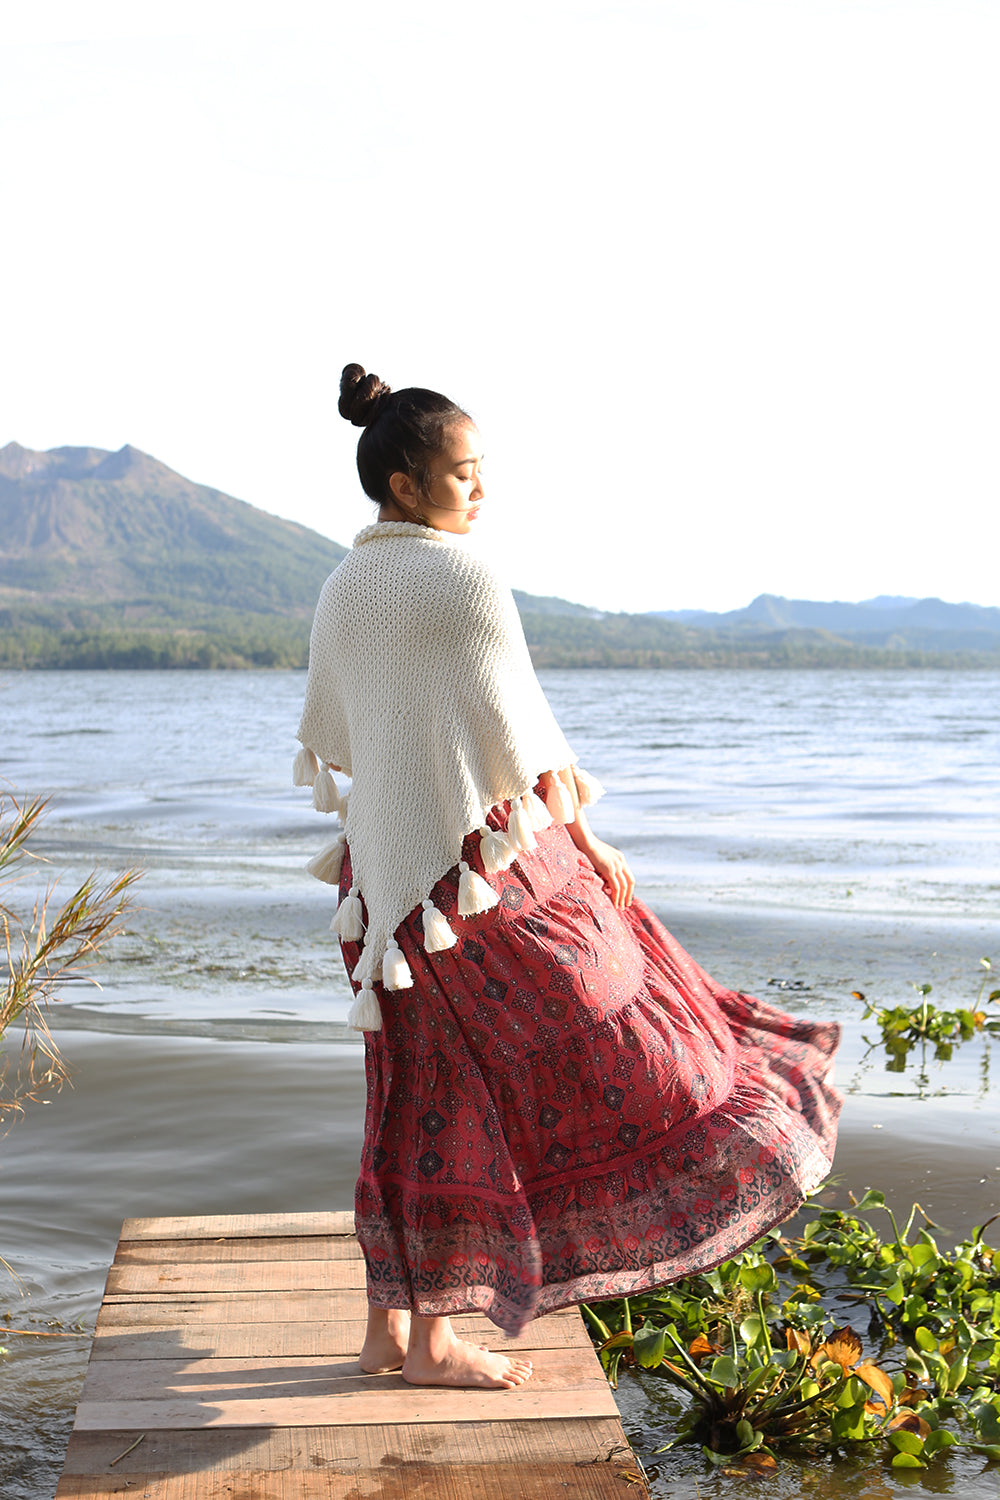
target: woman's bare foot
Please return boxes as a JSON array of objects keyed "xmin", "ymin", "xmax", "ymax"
[
  {"xmin": 359, "ymin": 1307, "xmax": 411, "ymax": 1373},
  {"xmin": 401, "ymin": 1313, "xmax": 532, "ymax": 1389}
]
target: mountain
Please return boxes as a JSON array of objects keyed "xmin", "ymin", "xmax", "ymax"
[
  {"xmin": 1, "ymin": 442, "xmax": 997, "ymax": 669},
  {"xmin": 649, "ymin": 593, "xmax": 1000, "ymax": 654},
  {"xmin": 0, "ymin": 441, "xmax": 347, "ymax": 611}
]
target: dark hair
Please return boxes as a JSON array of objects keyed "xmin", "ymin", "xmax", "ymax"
[{"xmin": 339, "ymin": 363, "xmax": 471, "ymax": 506}]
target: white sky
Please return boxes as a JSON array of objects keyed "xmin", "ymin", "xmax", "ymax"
[{"xmin": 2, "ymin": 0, "xmax": 997, "ymax": 613}]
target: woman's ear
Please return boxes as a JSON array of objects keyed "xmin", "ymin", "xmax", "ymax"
[{"xmin": 388, "ymin": 470, "xmax": 420, "ymax": 509}]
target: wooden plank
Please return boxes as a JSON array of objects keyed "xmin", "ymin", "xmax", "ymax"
[
  {"xmin": 95, "ymin": 1293, "xmax": 583, "ymax": 1328},
  {"xmin": 97, "ymin": 1291, "xmax": 388, "ymax": 1325},
  {"xmin": 74, "ymin": 1377, "xmax": 620, "ymax": 1430},
  {"xmin": 59, "ymin": 1417, "xmax": 630, "ymax": 1472},
  {"xmin": 105, "ymin": 1259, "xmax": 368, "ymax": 1295},
  {"xmin": 78, "ymin": 1348, "xmax": 602, "ymax": 1405},
  {"xmin": 91, "ymin": 1315, "xmax": 590, "ymax": 1360},
  {"xmin": 114, "ymin": 1235, "xmax": 365, "ymax": 1265},
  {"xmin": 60, "ymin": 1213, "xmax": 648, "ymax": 1497},
  {"xmin": 120, "ymin": 1211, "xmax": 355, "ymax": 1241},
  {"xmin": 56, "ymin": 1461, "xmax": 639, "ymax": 1499}
]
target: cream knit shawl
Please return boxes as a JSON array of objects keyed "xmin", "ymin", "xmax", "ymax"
[{"xmin": 297, "ymin": 521, "xmax": 576, "ymax": 995}]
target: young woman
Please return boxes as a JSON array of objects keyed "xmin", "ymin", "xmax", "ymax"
[{"xmin": 295, "ymin": 364, "xmax": 841, "ymax": 1391}]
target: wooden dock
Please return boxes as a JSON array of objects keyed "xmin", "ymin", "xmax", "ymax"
[{"xmin": 57, "ymin": 1212, "xmax": 648, "ymax": 1499}]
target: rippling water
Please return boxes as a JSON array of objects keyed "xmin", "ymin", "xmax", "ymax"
[{"xmin": 1, "ymin": 668, "xmax": 998, "ymax": 1498}]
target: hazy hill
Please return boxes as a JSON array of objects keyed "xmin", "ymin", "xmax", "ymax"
[
  {"xmin": 1, "ymin": 441, "xmax": 996, "ymax": 669},
  {"xmin": 651, "ymin": 593, "xmax": 1000, "ymax": 652},
  {"xmin": 0, "ymin": 441, "xmax": 347, "ymax": 611}
]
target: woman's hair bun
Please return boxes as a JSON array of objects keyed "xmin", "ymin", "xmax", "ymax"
[{"xmin": 339, "ymin": 363, "xmax": 392, "ymax": 427}]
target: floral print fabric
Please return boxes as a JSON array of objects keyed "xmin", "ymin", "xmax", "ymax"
[{"xmin": 340, "ymin": 802, "xmax": 841, "ymax": 1336}]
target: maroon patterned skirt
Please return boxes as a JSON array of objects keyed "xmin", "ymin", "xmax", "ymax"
[{"xmin": 339, "ymin": 800, "xmax": 841, "ymax": 1336}]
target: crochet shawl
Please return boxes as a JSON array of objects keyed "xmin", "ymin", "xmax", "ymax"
[{"xmin": 295, "ymin": 521, "xmax": 597, "ymax": 1031}]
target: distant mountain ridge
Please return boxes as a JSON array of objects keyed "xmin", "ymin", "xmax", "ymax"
[
  {"xmin": 1, "ymin": 440, "xmax": 996, "ymax": 668},
  {"xmin": 649, "ymin": 593, "xmax": 1000, "ymax": 653}
]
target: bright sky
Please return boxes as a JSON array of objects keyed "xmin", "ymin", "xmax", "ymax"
[{"xmin": 2, "ymin": 1, "xmax": 997, "ymax": 613}]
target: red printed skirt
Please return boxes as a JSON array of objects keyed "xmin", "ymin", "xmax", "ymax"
[{"xmin": 339, "ymin": 800, "xmax": 841, "ymax": 1336}]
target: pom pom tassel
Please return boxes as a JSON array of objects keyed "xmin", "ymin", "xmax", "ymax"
[
  {"xmin": 507, "ymin": 795, "xmax": 537, "ymax": 853},
  {"xmin": 478, "ymin": 825, "xmax": 515, "ymax": 874},
  {"xmin": 348, "ymin": 979, "xmax": 382, "ymax": 1032},
  {"xmin": 573, "ymin": 767, "xmax": 605, "ymax": 806},
  {"xmin": 305, "ymin": 832, "xmax": 346, "ymax": 884},
  {"xmin": 382, "ymin": 938, "xmax": 413, "ymax": 991},
  {"xmin": 312, "ymin": 766, "xmax": 341, "ymax": 814},
  {"xmin": 545, "ymin": 777, "xmax": 576, "ymax": 825},
  {"xmin": 292, "ymin": 746, "xmax": 319, "ymax": 787},
  {"xmin": 332, "ymin": 886, "xmax": 365, "ymax": 941},
  {"xmin": 522, "ymin": 788, "xmax": 553, "ymax": 832},
  {"xmin": 458, "ymin": 861, "xmax": 499, "ymax": 917},
  {"xmin": 422, "ymin": 899, "xmax": 457, "ymax": 953}
]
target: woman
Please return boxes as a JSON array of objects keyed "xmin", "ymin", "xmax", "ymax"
[{"xmin": 295, "ymin": 364, "xmax": 841, "ymax": 1391}]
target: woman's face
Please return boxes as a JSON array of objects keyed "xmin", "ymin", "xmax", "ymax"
[{"xmin": 392, "ymin": 421, "xmax": 485, "ymax": 535}]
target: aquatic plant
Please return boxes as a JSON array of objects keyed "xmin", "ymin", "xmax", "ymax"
[
  {"xmin": 584, "ymin": 1188, "xmax": 1000, "ymax": 1473},
  {"xmin": 854, "ymin": 961, "xmax": 1000, "ymax": 1068},
  {"xmin": 0, "ymin": 793, "xmax": 140, "ymax": 1120}
]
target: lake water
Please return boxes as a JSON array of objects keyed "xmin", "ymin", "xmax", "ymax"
[{"xmin": 1, "ymin": 667, "xmax": 998, "ymax": 1499}]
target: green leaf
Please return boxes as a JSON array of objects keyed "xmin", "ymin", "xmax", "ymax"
[
  {"xmin": 736, "ymin": 1418, "xmax": 756, "ymax": 1449},
  {"xmin": 854, "ymin": 1188, "xmax": 886, "ymax": 1212},
  {"xmin": 739, "ymin": 1262, "xmax": 777, "ymax": 1295},
  {"xmin": 888, "ymin": 1430, "xmax": 925, "ymax": 1456},
  {"xmin": 739, "ymin": 1315, "xmax": 764, "ymax": 1349},
  {"xmin": 632, "ymin": 1326, "xmax": 669, "ymax": 1369},
  {"xmin": 923, "ymin": 1430, "xmax": 958, "ymax": 1455},
  {"xmin": 915, "ymin": 1326, "xmax": 937, "ymax": 1352},
  {"xmin": 891, "ymin": 1453, "xmax": 927, "ymax": 1469},
  {"xmin": 971, "ymin": 1445, "xmax": 1000, "ymax": 1463},
  {"xmin": 709, "ymin": 1354, "xmax": 740, "ymax": 1388}
]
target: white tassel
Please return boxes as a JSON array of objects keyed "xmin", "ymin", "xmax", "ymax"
[
  {"xmin": 382, "ymin": 938, "xmax": 413, "ymax": 991},
  {"xmin": 507, "ymin": 795, "xmax": 537, "ymax": 853},
  {"xmin": 305, "ymin": 832, "xmax": 346, "ymax": 884},
  {"xmin": 332, "ymin": 886, "xmax": 365, "ymax": 941},
  {"xmin": 478, "ymin": 825, "xmax": 515, "ymax": 874},
  {"xmin": 457, "ymin": 861, "xmax": 499, "ymax": 917},
  {"xmin": 348, "ymin": 980, "xmax": 382, "ymax": 1032},
  {"xmin": 522, "ymin": 787, "xmax": 553, "ymax": 832},
  {"xmin": 292, "ymin": 746, "xmax": 319, "ymax": 787},
  {"xmin": 573, "ymin": 767, "xmax": 606, "ymax": 806},
  {"xmin": 422, "ymin": 899, "xmax": 457, "ymax": 953},
  {"xmin": 312, "ymin": 766, "xmax": 341, "ymax": 814},
  {"xmin": 546, "ymin": 778, "xmax": 576, "ymax": 825}
]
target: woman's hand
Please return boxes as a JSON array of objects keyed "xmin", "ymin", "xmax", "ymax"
[{"xmin": 580, "ymin": 836, "xmax": 635, "ymax": 910}]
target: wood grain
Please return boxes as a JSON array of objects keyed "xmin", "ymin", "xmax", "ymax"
[{"xmin": 57, "ymin": 1212, "xmax": 647, "ymax": 1497}]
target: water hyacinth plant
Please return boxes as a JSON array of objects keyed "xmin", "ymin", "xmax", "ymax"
[
  {"xmin": 855, "ymin": 960, "xmax": 1000, "ymax": 1069},
  {"xmin": 1, "ymin": 793, "xmax": 140, "ymax": 1120},
  {"xmin": 583, "ymin": 1188, "xmax": 1000, "ymax": 1473}
]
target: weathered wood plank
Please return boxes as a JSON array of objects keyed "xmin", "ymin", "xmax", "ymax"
[
  {"xmin": 59, "ymin": 1417, "xmax": 630, "ymax": 1473},
  {"xmin": 91, "ymin": 1314, "xmax": 589, "ymax": 1360},
  {"xmin": 78, "ymin": 1348, "xmax": 602, "ymax": 1405},
  {"xmin": 114, "ymin": 1236, "xmax": 365, "ymax": 1266},
  {"xmin": 74, "ymin": 1377, "xmax": 620, "ymax": 1430},
  {"xmin": 95, "ymin": 1293, "xmax": 582, "ymax": 1328},
  {"xmin": 120, "ymin": 1211, "xmax": 355, "ymax": 1241},
  {"xmin": 96, "ymin": 1291, "xmax": 385, "ymax": 1325},
  {"xmin": 60, "ymin": 1214, "xmax": 648, "ymax": 1497},
  {"xmin": 105, "ymin": 1259, "xmax": 368, "ymax": 1295},
  {"xmin": 56, "ymin": 1461, "xmax": 639, "ymax": 1499}
]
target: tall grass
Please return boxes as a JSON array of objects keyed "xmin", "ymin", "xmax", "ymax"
[{"xmin": 1, "ymin": 793, "xmax": 140, "ymax": 1121}]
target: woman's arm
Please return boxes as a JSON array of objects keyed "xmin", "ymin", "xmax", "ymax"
[{"xmin": 547, "ymin": 768, "xmax": 635, "ymax": 910}]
